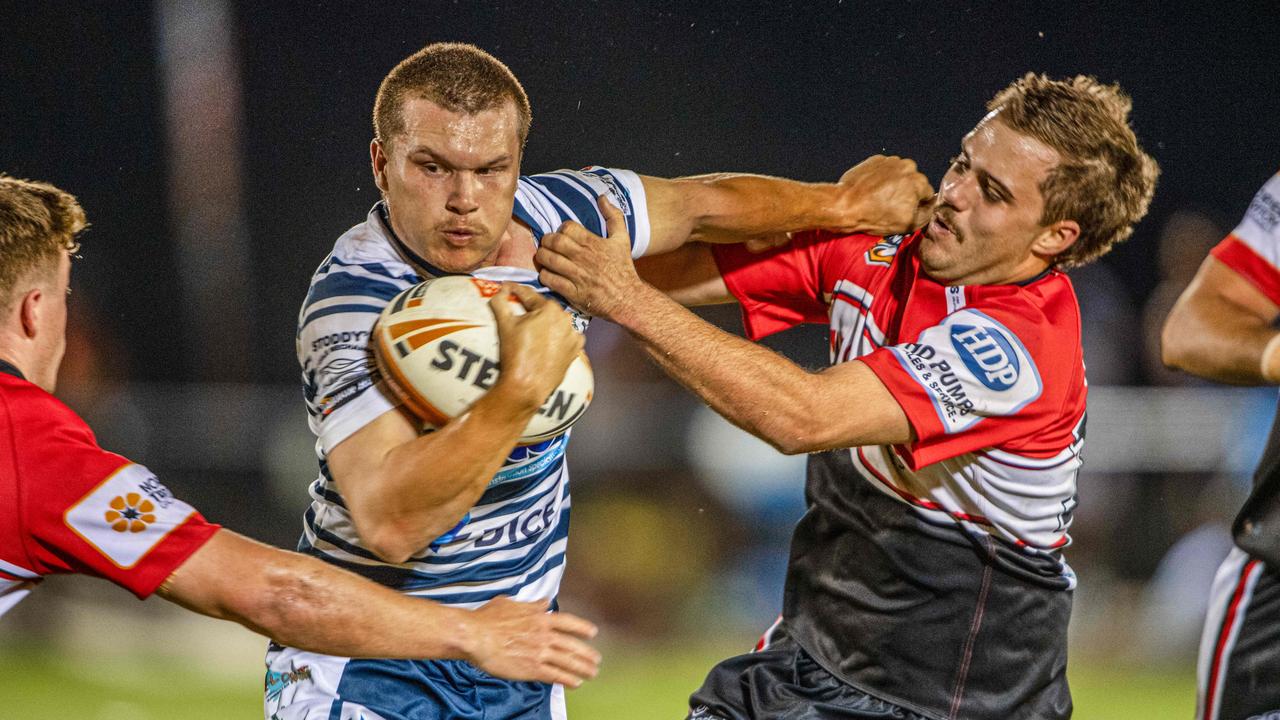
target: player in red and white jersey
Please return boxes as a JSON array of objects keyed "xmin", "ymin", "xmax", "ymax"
[
  {"xmin": 0, "ymin": 174, "xmax": 605, "ymax": 695},
  {"xmin": 1164, "ymin": 170, "xmax": 1280, "ymax": 720},
  {"xmin": 538, "ymin": 75, "xmax": 1159, "ymax": 719}
]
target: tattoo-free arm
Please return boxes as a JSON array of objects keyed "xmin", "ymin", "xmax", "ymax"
[
  {"xmin": 609, "ymin": 282, "xmax": 913, "ymax": 453},
  {"xmin": 157, "ymin": 529, "xmax": 600, "ymax": 685},
  {"xmin": 1162, "ymin": 256, "xmax": 1280, "ymax": 385},
  {"xmin": 638, "ymin": 156, "xmax": 934, "ymax": 255}
]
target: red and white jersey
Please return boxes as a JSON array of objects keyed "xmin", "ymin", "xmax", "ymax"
[
  {"xmin": 715, "ymin": 230, "xmax": 1086, "ymax": 581},
  {"xmin": 0, "ymin": 367, "xmax": 220, "ymax": 617}
]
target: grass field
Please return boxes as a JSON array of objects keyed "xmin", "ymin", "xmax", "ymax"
[{"xmin": 0, "ymin": 642, "xmax": 1193, "ymax": 719}]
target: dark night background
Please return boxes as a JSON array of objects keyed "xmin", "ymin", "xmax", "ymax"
[
  {"xmin": 4, "ymin": 1, "xmax": 1278, "ymax": 384},
  {"xmin": 4, "ymin": 3, "xmax": 1280, "ymax": 715}
]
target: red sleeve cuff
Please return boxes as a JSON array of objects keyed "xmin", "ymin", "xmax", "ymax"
[
  {"xmin": 122, "ymin": 519, "xmax": 221, "ymax": 599},
  {"xmin": 1212, "ymin": 235, "xmax": 1280, "ymax": 307},
  {"xmin": 858, "ymin": 350, "xmax": 943, "ymax": 470}
]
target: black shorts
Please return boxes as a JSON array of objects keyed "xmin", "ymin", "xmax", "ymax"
[
  {"xmin": 687, "ymin": 632, "xmax": 935, "ymax": 720},
  {"xmin": 1198, "ymin": 547, "xmax": 1280, "ymax": 720}
]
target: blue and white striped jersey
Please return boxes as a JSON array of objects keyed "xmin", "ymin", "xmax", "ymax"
[{"xmin": 295, "ymin": 167, "xmax": 650, "ymax": 607}]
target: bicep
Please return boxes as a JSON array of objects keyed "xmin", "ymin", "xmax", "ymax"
[
  {"xmin": 808, "ymin": 360, "xmax": 914, "ymax": 448},
  {"xmin": 325, "ymin": 405, "xmax": 420, "ymax": 500},
  {"xmin": 638, "ymin": 175, "xmax": 698, "ymax": 256},
  {"xmin": 1163, "ymin": 256, "xmax": 1280, "ymax": 382},
  {"xmin": 635, "ymin": 244, "xmax": 734, "ymax": 306}
]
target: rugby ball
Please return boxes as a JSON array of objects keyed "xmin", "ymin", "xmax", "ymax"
[{"xmin": 372, "ymin": 276, "xmax": 593, "ymax": 443}]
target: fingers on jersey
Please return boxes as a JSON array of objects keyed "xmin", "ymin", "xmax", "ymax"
[{"xmin": 537, "ymin": 195, "xmax": 642, "ymax": 318}]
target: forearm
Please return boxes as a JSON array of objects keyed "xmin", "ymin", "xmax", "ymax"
[
  {"xmin": 361, "ymin": 383, "xmax": 540, "ymax": 559},
  {"xmin": 160, "ymin": 531, "xmax": 471, "ymax": 660},
  {"xmin": 679, "ymin": 174, "xmax": 845, "ymax": 242},
  {"xmin": 241, "ymin": 550, "xmax": 472, "ymax": 658},
  {"xmin": 612, "ymin": 283, "xmax": 837, "ymax": 453}
]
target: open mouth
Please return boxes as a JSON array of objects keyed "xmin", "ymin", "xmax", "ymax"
[{"xmin": 930, "ymin": 212, "xmax": 956, "ymax": 239}]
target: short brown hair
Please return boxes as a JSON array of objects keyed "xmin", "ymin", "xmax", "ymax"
[
  {"xmin": 989, "ymin": 73, "xmax": 1159, "ymax": 268},
  {"xmin": 0, "ymin": 175, "xmax": 86, "ymax": 312},
  {"xmin": 373, "ymin": 43, "xmax": 532, "ymax": 150}
]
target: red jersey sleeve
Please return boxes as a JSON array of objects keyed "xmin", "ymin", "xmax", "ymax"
[
  {"xmin": 859, "ymin": 284, "xmax": 1085, "ymax": 469},
  {"xmin": 712, "ymin": 231, "xmax": 857, "ymax": 340},
  {"xmin": 17, "ymin": 390, "xmax": 220, "ymax": 598},
  {"xmin": 1209, "ymin": 172, "xmax": 1280, "ymax": 306}
]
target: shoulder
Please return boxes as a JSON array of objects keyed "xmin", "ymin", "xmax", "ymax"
[
  {"xmin": 302, "ymin": 213, "xmax": 417, "ymax": 319},
  {"xmin": 0, "ymin": 377, "xmax": 90, "ymax": 438},
  {"xmin": 320, "ymin": 210, "xmax": 416, "ymax": 283}
]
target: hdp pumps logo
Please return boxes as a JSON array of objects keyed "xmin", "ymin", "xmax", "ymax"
[{"xmin": 950, "ymin": 324, "xmax": 1019, "ymax": 391}]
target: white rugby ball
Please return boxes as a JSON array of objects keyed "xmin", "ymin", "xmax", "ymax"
[{"xmin": 372, "ymin": 275, "xmax": 593, "ymax": 443}]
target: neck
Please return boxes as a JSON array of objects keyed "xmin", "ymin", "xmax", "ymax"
[{"xmin": 0, "ymin": 352, "xmax": 29, "ymax": 382}]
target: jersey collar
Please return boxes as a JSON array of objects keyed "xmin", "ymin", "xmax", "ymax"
[
  {"xmin": 373, "ymin": 201, "xmax": 462, "ymax": 280},
  {"xmin": 0, "ymin": 359, "xmax": 26, "ymax": 380}
]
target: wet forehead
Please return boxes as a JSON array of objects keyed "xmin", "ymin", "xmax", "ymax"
[{"xmin": 398, "ymin": 97, "xmax": 519, "ymax": 164}]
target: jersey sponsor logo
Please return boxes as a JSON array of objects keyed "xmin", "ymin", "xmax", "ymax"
[
  {"xmin": 64, "ymin": 464, "xmax": 198, "ymax": 569},
  {"xmin": 864, "ymin": 234, "xmax": 906, "ymax": 267},
  {"xmin": 893, "ymin": 310, "xmax": 1042, "ymax": 433},
  {"xmin": 452, "ymin": 491, "xmax": 561, "ymax": 549},
  {"xmin": 310, "ymin": 330, "xmax": 370, "ymax": 354},
  {"xmin": 1246, "ymin": 179, "xmax": 1280, "ymax": 235},
  {"xmin": 950, "ymin": 324, "xmax": 1020, "ymax": 390},
  {"xmin": 264, "ymin": 662, "xmax": 313, "ymax": 702},
  {"xmin": 470, "ymin": 278, "xmax": 502, "ymax": 297},
  {"xmin": 591, "ymin": 171, "xmax": 632, "ymax": 216},
  {"xmin": 104, "ymin": 493, "xmax": 158, "ymax": 533},
  {"xmin": 493, "ymin": 437, "xmax": 567, "ymax": 486}
]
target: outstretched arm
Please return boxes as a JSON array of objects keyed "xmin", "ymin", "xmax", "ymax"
[
  {"xmin": 537, "ymin": 198, "xmax": 912, "ymax": 454},
  {"xmin": 1162, "ymin": 256, "xmax": 1280, "ymax": 385},
  {"xmin": 158, "ymin": 529, "xmax": 600, "ymax": 687},
  {"xmin": 640, "ymin": 155, "xmax": 934, "ymax": 255}
]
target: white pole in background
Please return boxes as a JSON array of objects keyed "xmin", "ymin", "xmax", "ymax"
[{"xmin": 155, "ymin": 0, "xmax": 252, "ymax": 380}]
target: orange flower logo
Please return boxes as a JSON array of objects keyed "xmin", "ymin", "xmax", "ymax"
[{"xmin": 104, "ymin": 493, "xmax": 156, "ymax": 533}]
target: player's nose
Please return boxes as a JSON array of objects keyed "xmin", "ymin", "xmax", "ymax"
[{"xmin": 446, "ymin": 173, "xmax": 481, "ymax": 214}]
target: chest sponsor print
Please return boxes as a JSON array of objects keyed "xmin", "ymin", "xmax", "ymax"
[{"xmin": 891, "ymin": 309, "xmax": 1042, "ymax": 433}]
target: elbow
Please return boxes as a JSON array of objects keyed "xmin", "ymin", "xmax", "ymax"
[
  {"xmin": 757, "ymin": 403, "xmax": 826, "ymax": 456},
  {"xmin": 358, "ymin": 521, "xmax": 423, "ymax": 565},
  {"xmin": 234, "ymin": 553, "xmax": 327, "ymax": 645},
  {"xmin": 352, "ymin": 509, "xmax": 461, "ymax": 564}
]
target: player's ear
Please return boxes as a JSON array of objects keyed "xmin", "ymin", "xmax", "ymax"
[
  {"xmin": 18, "ymin": 288, "xmax": 42, "ymax": 340},
  {"xmin": 371, "ymin": 139, "xmax": 389, "ymax": 193},
  {"xmin": 1033, "ymin": 219, "xmax": 1080, "ymax": 259}
]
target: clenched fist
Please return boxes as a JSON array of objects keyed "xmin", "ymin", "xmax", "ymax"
[{"xmin": 831, "ymin": 155, "xmax": 935, "ymax": 236}]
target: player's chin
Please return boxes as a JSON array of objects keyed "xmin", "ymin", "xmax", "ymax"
[{"xmin": 428, "ymin": 243, "xmax": 494, "ymax": 273}]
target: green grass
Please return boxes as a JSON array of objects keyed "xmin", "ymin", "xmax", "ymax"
[{"xmin": 0, "ymin": 644, "xmax": 1194, "ymax": 719}]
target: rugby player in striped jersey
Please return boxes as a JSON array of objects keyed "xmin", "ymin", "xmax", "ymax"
[
  {"xmin": 1164, "ymin": 169, "xmax": 1280, "ymax": 720},
  {"xmin": 282, "ymin": 42, "xmax": 932, "ymax": 720}
]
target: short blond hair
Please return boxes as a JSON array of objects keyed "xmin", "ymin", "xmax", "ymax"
[
  {"xmin": 989, "ymin": 73, "xmax": 1160, "ymax": 268},
  {"xmin": 0, "ymin": 175, "xmax": 86, "ymax": 312},
  {"xmin": 373, "ymin": 42, "xmax": 532, "ymax": 150}
]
